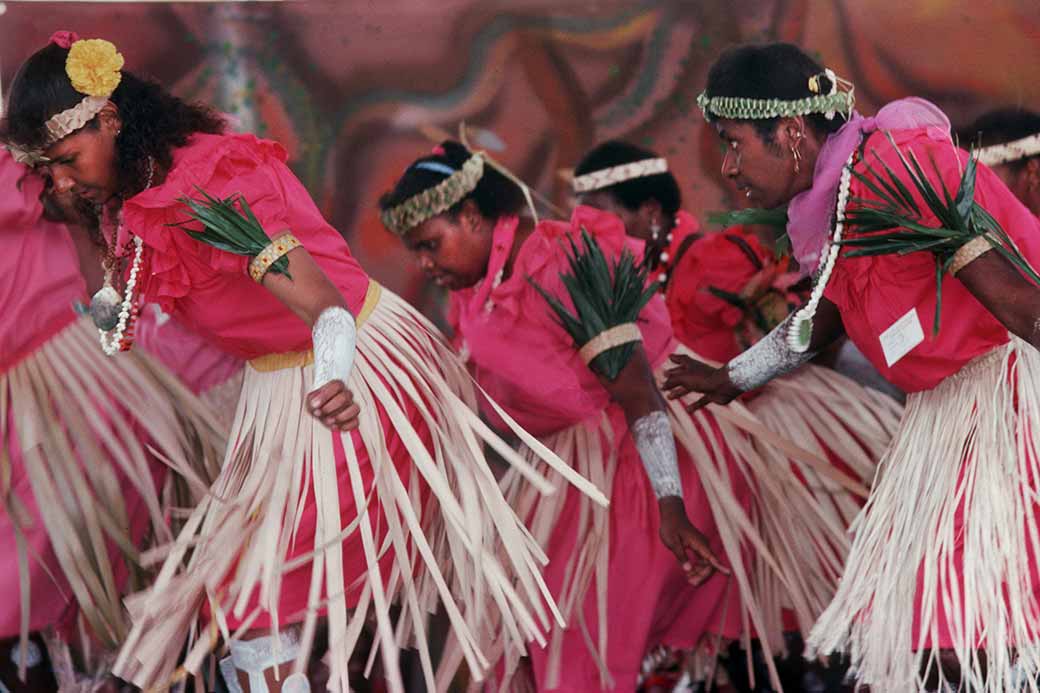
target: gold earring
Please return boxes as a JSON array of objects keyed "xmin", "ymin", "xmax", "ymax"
[{"xmin": 791, "ymin": 143, "xmax": 802, "ymax": 173}]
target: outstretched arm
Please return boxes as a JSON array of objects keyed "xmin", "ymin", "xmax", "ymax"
[{"xmin": 662, "ymin": 297, "xmax": 846, "ymax": 411}]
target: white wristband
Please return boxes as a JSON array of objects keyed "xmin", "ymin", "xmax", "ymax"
[
  {"xmin": 727, "ymin": 316, "xmax": 815, "ymax": 392},
  {"xmin": 632, "ymin": 410, "xmax": 683, "ymax": 499},
  {"xmin": 221, "ymin": 630, "xmax": 307, "ymax": 693},
  {"xmin": 312, "ymin": 306, "xmax": 357, "ymax": 390}
]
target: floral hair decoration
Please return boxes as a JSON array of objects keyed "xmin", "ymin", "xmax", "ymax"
[{"xmin": 8, "ymin": 31, "xmax": 124, "ymax": 166}]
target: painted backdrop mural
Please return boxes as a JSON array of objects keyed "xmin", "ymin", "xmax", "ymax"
[{"xmin": 4, "ymin": 0, "xmax": 1039, "ymax": 313}]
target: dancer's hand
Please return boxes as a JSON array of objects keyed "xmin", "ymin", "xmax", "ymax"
[
  {"xmin": 658, "ymin": 497, "xmax": 729, "ymax": 586},
  {"xmin": 307, "ymin": 380, "xmax": 361, "ymax": 432},
  {"xmin": 662, "ymin": 355, "xmax": 741, "ymax": 412}
]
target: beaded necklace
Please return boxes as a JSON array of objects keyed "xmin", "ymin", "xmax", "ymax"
[{"xmin": 92, "ymin": 157, "xmax": 154, "ymax": 355}]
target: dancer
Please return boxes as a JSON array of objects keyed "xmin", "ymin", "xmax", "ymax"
[
  {"xmin": 0, "ymin": 149, "xmax": 223, "ymax": 691},
  {"xmin": 962, "ymin": 107, "xmax": 1040, "ymax": 218},
  {"xmin": 572, "ymin": 139, "xmax": 899, "ymax": 525},
  {"xmin": 3, "ymin": 31, "xmax": 595, "ymax": 693},
  {"xmin": 571, "ymin": 141, "xmax": 804, "ymax": 362},
  {"xmin": 666, "ymin": 42, "xmax": 1040, "ymax": 691},
  {"xmin": 381, "ymin": 139, "xmax": 860, "ymax": 692},
  {"xmin": 574, "ymin": 139, "xmax": 902, "ymax": 690}
]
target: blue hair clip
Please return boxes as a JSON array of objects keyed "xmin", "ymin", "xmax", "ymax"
[{"xmin": 414, "ymin": 161, "xmax": 457, "ymax": 177}]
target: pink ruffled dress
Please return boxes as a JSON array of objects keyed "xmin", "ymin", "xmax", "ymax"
[
  {"xmin": 1, "ymin": 154, "xmax": 91, "ymax": 638},
  {"xmin": 450, "ymin": 206, "xmax": 850, "ymax": 691},
  {"xmin": 806, "ymin": 127, "xmax": 1040, "ymax": 691},
  {"xmin": 111, "ymin": 133, "xmax": 581, "ymax": 692},
  {"xmin": 0, "ymin": 151, "xmax": 219, "ymax": 679},
  {"xmin": 656, "ymin": 210, "xmax": 902, "ymax": 631},
  {"xmin": 135, "ymin": 305, "xmax": 243, "ymax": 415}
]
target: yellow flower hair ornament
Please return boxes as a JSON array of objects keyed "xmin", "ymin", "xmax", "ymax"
[
  {"xmin": 66, "ymin": 38, "xmax": 124, "ymax": 97},
  {"xmin": 23, "ymin": 33, "xmax": 128, "ymax": 149}
]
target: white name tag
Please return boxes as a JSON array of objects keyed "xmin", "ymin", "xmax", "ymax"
[{"xmin": 879, "ymin": 308, "xmax": 924, "ymax": 367}]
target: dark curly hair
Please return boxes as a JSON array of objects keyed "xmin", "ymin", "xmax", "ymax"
[
  {"xmin": 703, "ymin": 42, "xmax": 846, "ymax": 144},
  {"xmin": 378, "ymin": 140, "xmax": 526, "ymax": 229},
  {"xmin": 3, "ymin": 40, "xmax": 225, "ymax": 198},
  {"xmin": 959, "ymin": 107, "xmax": 1040, "ymax": 171},
  {"xmin": 574, "ymin": 141, "xmax": 680, "ymax": 218}
]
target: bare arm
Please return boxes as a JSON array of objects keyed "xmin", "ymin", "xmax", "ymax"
[
  {"xmin": 261, "ymin": 247, "xmax": 360, "ymax": 431},
  {"xmin": 597, "ymin": 344, "xmax": 665, "ymax": 428},
  {"xmin": 956, "ymin": 250, "xmax": 1040, "ymax": 351},
  {"xmin": 596, "ymin": 345, "xmax": 728, "ymax": 584},
  {"xmin": 662, "ymin": 297, "xmax": 847, "ymax": 411},
  {"xmin": 259, "ymin": 246, "xmax": 349, "ymax": 325}
]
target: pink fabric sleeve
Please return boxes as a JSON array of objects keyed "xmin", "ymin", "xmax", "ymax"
[{"xmin": 823, "ymin": 128, "xmax": 1040, "ymax": 391}]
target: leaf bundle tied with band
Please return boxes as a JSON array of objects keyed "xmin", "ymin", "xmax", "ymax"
[
  {"xmin": 170, "ymin": 186, "xmax": 293, "ymax": 280},
  {"xmin": 842, "ymin": 133, "xmax": 1040, "ymax": 334},
  {"xmin": 531, "ymin": 228, "xmax": 658, "ymax": 380}
]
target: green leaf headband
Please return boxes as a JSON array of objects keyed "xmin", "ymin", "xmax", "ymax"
[
  {"xmin": 381, "ymin": 153, "xmax": 485, "ymax": 235},
  {"xmin": 697, "ymin": 69, "xmax": 855, "ymax": 122}
]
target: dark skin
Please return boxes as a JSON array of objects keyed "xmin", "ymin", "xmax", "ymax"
[
  {"xmin": 664, "ymin": 116, "xmax": 1040, "ymax": 414},
  {"xmin": 40, "ymin": 101, "xmax": 361, "ymax": 693},
  {"xmin": 663, "ymin": 112, "xmax": 1040, "ymax": 689},
  {"xmin": 40, "ymin": 103, "xmax": 360, "ymax": 434},
  {"xmin": 401, "ymin": 199, "xmax": 729, "ymax": 584},
  {"xmin": 992, "ymin": 157, "xmax": 1040, "ymax": 218}
]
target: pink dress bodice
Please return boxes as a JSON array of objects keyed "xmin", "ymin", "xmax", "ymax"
[
  {"xmin": 825, "ymin": 128, "xmax": 1040, "ymax": 392},
  {"xmin": 122, "ymin": 133, "xmax": 370, "ymax": 360},
  {"xmin": 450, "ymin": 206, "xmax": 675, "ymax": 436}
]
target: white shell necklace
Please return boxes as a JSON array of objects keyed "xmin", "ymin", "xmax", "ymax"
[
  {"xmin": 785, "ymin": 151, "xmax": 855, "ymax": 352},
  {"xmin": 95, "ymin": 157, "xmax": 154, "ymax": 355}
]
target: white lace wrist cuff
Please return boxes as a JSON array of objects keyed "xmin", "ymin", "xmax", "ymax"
[
  {"xmin": 632, "ymin": 410, "xmax": 682, "ymax": 499},
  {"xmin": 312, "ymin": 306, "xmax": 357, "ymax": 390},
  {"xmin": 727, "ymin": 316, "xmax": 815, "ymax": 392}
]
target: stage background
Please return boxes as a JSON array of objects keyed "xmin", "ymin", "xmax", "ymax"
[{"xmin": 5, "ymin": 0, "xmax": 1039, "ymax": 314}]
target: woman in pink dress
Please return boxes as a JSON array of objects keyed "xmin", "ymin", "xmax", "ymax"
[
  {"xmin": 666, "ymin": 42, "xmax": 1040, "ymax": 691},
  {"xmin": 572, "ymin": 141, "xmax": 900, "ymax": 539},
  {"xmin": 572, "ymin": 140, "xmax": 904, "ymax": 687},
  {"xmin": 3, "ymin": 32, "xmax": 590, "ymax": 693},
  {"xmin": 962, "ymin": 107, "xmax": 1040, "ymax": 219},
  {"xmin": 380, "ymin": 140, "xmax": 859, "ymax": 692},
  {"xmin": 0, "ymin": 149, "xmax": 222, "ymax": 691}
]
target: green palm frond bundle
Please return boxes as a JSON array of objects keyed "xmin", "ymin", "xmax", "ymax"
[
  {"xmin": 842, "ymin": 132, "xmax": 1040, "ymax": 334},
  {"xmin": 530, "ymin": 228, "xmax": 658, "ymax": 380},
  {"xmin": 168, "ymin": 186, "xmax": 292, "ymax": 280}
]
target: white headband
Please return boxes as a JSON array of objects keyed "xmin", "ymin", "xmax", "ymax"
[
  {"xmin": 572, "ymin": 157, "xmax": 668, "ymax": 194},
  {"xmin": 976, "ymin": 133, "xmax": 1040, "ymax": 167},
  {"xmin": 46, "ymin": 95, "xmax": 110, "ymax": 145},
  {"xmin": 11, "ymin": 36, "xmax": 123, "ymax": 166}
]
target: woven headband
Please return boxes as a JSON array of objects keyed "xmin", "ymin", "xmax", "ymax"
[
  {"xmin": 381, "ymin": 154, "xmax": 485, "ymax": 235},
  {"xmin": 572, "ymin": 158, "xmax": 668, "ymax": 194},
  {"xmin": 975, "ymin": 133, "xmax": 1040, "ymax": 167},
  {"xmin": 697, "ymin": 68, "xmax": 855, "ymax": 122},
  {"xmin": 12, "ymin": 32, "xmax": 123, "ymax": 165}
]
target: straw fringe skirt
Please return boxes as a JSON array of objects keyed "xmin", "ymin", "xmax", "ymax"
[
  {"xmin": 112, "ymin": 284, "xmax": 600, "ymax": 693},
  {"xmin": 488, "ymin": 344, "xmax": 888, "ymax": 690},
  {"xmin": 0, "ymin": 316, "xmax": 225, "ymax": 681},
  {"xmin": 808, "ymin": 337, "xmax": 1040, "ymax": 692},
  {"xmin": 743, "ymin": 363, "xmax": 902, "ymax": 637}
]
